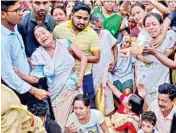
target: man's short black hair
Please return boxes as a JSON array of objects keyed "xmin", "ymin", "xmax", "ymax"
[
  {"xmin": 1, "ymin": 1, "xmax": 17, "ymax": 11},
  {"xmin": 158, "ymin": 83, "xmax": 176, "ymax": 101},
  {"xmin": 28, "ymin": 100, "xmax": 48, "ymax": 117},
  {"xmin": 72, "ymin": 1, "xmax": 91, "ymax": 15},
  {"xmin": 141, "ymin": 111, "xmax": 157, "ymax": 126}
]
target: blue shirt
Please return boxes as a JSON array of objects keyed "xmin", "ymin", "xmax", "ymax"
[
  {"xmin": 18, "ymin": 10, "xmax": 56, "ymax": 57},
  {"xmin": 167, "ymin": 11, "xmax": 176, "ymax": 32},
  {"xmin": 1, "ymin": 25, "xmax": 31, "ymax": 94}
]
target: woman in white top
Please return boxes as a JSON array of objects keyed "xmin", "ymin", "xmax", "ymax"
[
  {"xmin": 65, "ymin": 94, "xmax": 109, "ymax": 133},
  {"xmin": 120, "ymin": 13, "xmax": 176, "ymax": 105},
  {"xmin": 91, "ymin": 13, "xmax": 117, "ymax": 115},
  {"xmin": 135, "ymin": 13, "xmax": 176, "ymax": 104}
]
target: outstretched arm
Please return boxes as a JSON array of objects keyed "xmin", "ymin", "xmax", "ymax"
[
  {"xmin": 13, "ymin": 67, "xmax": 39, "ymax": 84},
  {"xmin": 143, "ymin": 48, "xmax": 176, "ymax": 69},
  {"xmin": 148, "ymin": 0, "xmax": 170, "ymax": 15},
  {"xmin": 107, "ymin": 81, "xmax": 122, "ymax": 98}
]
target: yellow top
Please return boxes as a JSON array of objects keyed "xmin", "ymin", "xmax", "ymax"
[{"xmin": 54, "ymin": 20, "xmax": 100, "ymax": 75}]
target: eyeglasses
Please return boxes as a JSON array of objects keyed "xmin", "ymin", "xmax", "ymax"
[{"xmin": 6, "ymin": 7, "xmax": 24, "ymax": 15}]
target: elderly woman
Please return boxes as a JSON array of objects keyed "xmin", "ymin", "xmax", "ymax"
[
  {"xmin": 91, "ymin": 13, "xmax": 117, "ymax": 115},
  {"xmin": 14, "ymin": 24, "xmax": 87, "ymax": 131},
  {"xmin": 65, "ymin": 94, "xmax": 109, "ymax": 133}
]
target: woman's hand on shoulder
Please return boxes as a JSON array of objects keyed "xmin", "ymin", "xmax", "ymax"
[{"xmin": 150, "ymin": 34, "xmax": 165, "ymax": 48}]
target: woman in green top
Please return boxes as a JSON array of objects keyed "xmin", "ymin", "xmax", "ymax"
[{"xmin": 91, "ymin": 0, "xmax": 123, "ymax": 38}]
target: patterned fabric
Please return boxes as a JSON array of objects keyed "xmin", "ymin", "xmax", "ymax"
[{"xmin": 111, "ymin": 112, "xmax": 140, "ymax": 133}]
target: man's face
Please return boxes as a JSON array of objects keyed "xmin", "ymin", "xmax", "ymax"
[
  {"xmin": 32, "ymin": 0, "xmax": 49, "ymax": 17},
  {"xmin": 1, "ymin": 1, "xmax": 23, "ymax": 25},
  {"xmin": 158, "ymin": 93, "xmax": 173, "ymax": 113},
  {"xmin": 72, "ymin": 10, "xmax": 90, "ymax": 31}
]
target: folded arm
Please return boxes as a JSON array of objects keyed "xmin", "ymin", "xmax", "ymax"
[{"xmin": 71, "ymin": 44, "xmax": 88, "ymax": 83}]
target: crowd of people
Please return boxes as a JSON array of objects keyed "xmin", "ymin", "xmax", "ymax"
[{"xmin": 1, "ymin": 0, "xmax": 176, "ymax": 133}]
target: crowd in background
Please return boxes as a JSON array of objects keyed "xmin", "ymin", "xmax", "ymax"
[{"xmin": 1, "ymin": 0, "xmax": 176, "ymax": 133}]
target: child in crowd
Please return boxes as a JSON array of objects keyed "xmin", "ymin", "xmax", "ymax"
[
  {"xmin": 138, "ymin": 111, "xmax": 159, "ymax": 133},
  {"xmin": 112, "ymin": 35, "xmax": 135, "ymax": 96}
]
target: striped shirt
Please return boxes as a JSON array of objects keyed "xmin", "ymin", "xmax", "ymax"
[{"xmin": 53, "ymin": 20, "xmax": 100, "ymax": 75}]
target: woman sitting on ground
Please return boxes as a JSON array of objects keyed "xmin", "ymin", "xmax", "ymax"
[
  {"xmin": 65, "ymin": 94, "xmax": 109, "ymax": 133},
  {"xmin": 107, "ymin": 81, "xmax": 144, "ymax": 133}
]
